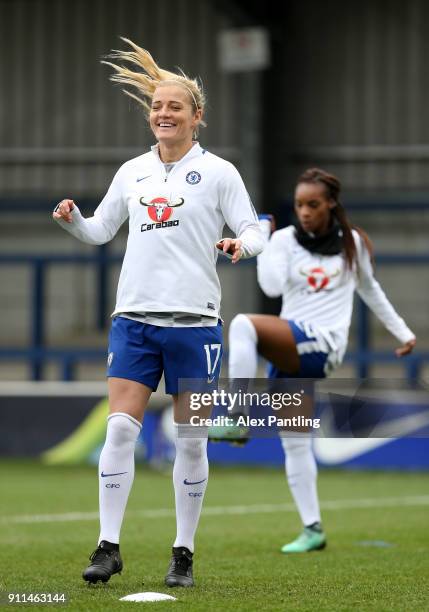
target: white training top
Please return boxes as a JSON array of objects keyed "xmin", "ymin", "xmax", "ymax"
[
  {"xmin": 55, "ymin": 143, "xmax": 264, "ymax": 320},
  {"xmin": 257, "ymin": 223, "xmax": 415, "ymax": 369}
]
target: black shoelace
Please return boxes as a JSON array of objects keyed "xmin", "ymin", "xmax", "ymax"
[
  {"xmin": 89, "ymin": 548, "xmax": 113, "ymax": 563},
  {"xmin": 171, "ymin": 553, "xmax": 191, "ymax": 574}
]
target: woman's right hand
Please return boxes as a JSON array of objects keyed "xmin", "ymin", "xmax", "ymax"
[
  {"xmin": 395, "ymin": 337, "xmax": 416, "ymax": 357},
  {"xmin": 52, "ymin": 199, "xmax": 75, "ymax": 223}
]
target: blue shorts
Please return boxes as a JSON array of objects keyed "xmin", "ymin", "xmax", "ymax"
[
  {"xmin": 107, "ymin": 316, "xmax": 223, "ymax": 395},
  {"xmin": 267, "ymin": 320, "xmax": 328, "ymax": 379}
]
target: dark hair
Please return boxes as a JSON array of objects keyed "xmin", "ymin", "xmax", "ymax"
[{"xmin": 296, "ymin": 168, "xmax": 373, "ymax": 269}]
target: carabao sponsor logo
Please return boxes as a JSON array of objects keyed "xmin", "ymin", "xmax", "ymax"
[{"xmin": 140, "ymin": 196, "xmax": 184, "ymax": 222}]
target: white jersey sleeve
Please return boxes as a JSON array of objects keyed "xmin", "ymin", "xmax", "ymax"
[
  {"xmin": 355, "ymin": 233, "xmax": 415, "ymax": 344},
  {"xmin": 256, "ymin": 227, "xmax": 291, "ymax": 297},
  {"xmin": 54, "ymin": 167, "xmax": 129, "ymax": 245},
  {"xmin": 218, "ymin": 162, "xmax": 264, "ymax": 258}
]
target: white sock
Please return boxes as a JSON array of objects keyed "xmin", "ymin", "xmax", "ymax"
[
  {"xmin": 173, "ymin": 433, "xmax": 208, "ymax": 553},
  {"xmin": 228, "ymin": 314, "xmax": 258, "ymax": 379},
  {"xmin": 228, "ymin": 314, "xmax": 258, "ymax": 416},
  {"xmin": 98, "ymin": 412, "xmax": 141, "ymax": 544},
  {"xmin": 280, "ymin": 435, "xmax": 321, "ymax": 527}
]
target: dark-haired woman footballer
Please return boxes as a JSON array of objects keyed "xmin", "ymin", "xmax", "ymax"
[{"xmin": 225, "ymin": 168, "xmax": 416, "ymax": 553}]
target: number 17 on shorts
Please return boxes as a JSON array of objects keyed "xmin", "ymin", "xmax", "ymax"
[{"xmin": 204, "ymin": 343, "xmax": 222, "ymax": 383}]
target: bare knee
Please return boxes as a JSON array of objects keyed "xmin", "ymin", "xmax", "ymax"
[{"xmin": 108, "ymin": 377, "xmax": 152, "ymax": 422}]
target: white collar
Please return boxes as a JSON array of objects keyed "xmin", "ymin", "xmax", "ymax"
[{"xmin": 150, "ymin": 141, "xmax": 202, "ymax": 164}]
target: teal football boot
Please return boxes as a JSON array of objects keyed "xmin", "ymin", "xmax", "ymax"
[
  {"xmin": 208, "ymin": 414, "xmax": 249, "ymax": 446},
  {"xmin": 281, "ymin": 525, "xmax": 327, "ymax": 553}
]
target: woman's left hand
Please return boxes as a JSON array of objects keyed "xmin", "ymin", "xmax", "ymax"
[
  {"xmin": 216, "ymin": 238, "xmax": 243, "ymax": 264},
  {"xmin": 395, "ymin": 338, "xmax": 416, "ymax": 357}
]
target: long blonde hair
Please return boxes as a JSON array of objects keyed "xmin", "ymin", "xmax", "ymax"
[{"xmin": 103, "ymin": 37, "xmax": 206, "ymax": 135}]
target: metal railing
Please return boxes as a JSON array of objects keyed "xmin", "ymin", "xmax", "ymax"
[{"xmin": 0, "ymin": 250, "xmax": 428, "ymax": 381}]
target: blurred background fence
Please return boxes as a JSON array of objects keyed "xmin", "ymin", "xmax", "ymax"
[{"xmin": 0, "ymin": 208, "xmax": 428, "ymax": 382}]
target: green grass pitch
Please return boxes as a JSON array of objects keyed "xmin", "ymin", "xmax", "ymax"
[{"xmin": 0, "ymin": 460, "xmax": 428, "ymax": 611}]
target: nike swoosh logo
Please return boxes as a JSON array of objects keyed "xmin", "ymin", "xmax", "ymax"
[
  {"xmin": 100, "ymin": 471, "xmax": 128, "ymax": 478},
  {"xmin": 136, "ymin": 175, "xmax": 151, "ymax": 182},
  {"xmin": 183, "ymin": 478, "xmax": 207, "ymax": 486},
  {"xmin": 314, "ymin": 437, "xmax": 392, "ymax": 464},
  {"xmin": 314, "ymin": 410, "xmax": 429, "ymax": 464}
]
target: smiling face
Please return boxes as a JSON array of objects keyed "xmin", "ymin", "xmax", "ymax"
[
  {"xmin": 294, "ymin": 181, "xmax": 336, "ymax": 235},
  {"xmin": 149, "ymin": 84, "xmax": 202, "ymax": 149}
]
